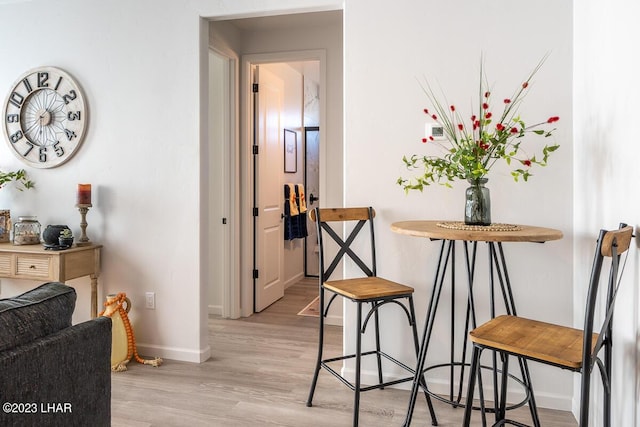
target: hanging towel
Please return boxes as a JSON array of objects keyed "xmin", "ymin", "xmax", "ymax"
[
  {"xmin": 284, "ymin": 184, "xmax": 298, "ymax": 241},
  {"xmin": 284, "ymin": 183, "xmax": 308, "ymax": 240},
  {"xmin": 296, "ymin": 183, "xmax": 307, "ymax": 213},
  {"xmin": 286, "ymin": 183, "xmax": 299, "ymax": 216},
  {"xmin": 294, "ymin": 184, "xmax": 308, "ymax": 239}
]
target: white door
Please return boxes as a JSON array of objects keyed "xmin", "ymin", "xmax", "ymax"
[{"xmin": 254, "ymin": 65, "xmax": 285, "ymax": 312}]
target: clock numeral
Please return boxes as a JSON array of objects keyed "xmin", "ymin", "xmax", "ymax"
[
  {"xmin": 53, "ymin": 141, "xmax": 65, "ymax": 157},
  {"xmin": 8, "ymin": 91, "xmax": 24, "ymax": 108},
  {"xmin": 39, "ymin": 146, "xmax": 47, "ymax": 163},
  {"xmin": 6, "ymin": 114, "xmax": 19, "ymax": 123},
  {"xmin": 64, "ymin": 129, "xmax": 76, "ymax": 141},
  {"xmin": 67, "ymin": 111, "xmax": 81, "ymax": 121},
  {"xmin": 9, "ymin": 130, "xmax": 23, "ymax": 143},
  {"xmin": 62, "ymin": 89, "xmax": 77, "ymax": 105},
  {"xmin": 54, "ymin": 76, "xmax": 63, "ymax": 91},
  {"xmin": 23, "ymin": 141, "xmax": 34, "ymax": 157},
  {"xmin": 22, "ymin": 78, "xmax": 33, "ymax": 93},
  {"xmin": 37, "ymin": 72, "xmax": 49, "ymax": 88}
]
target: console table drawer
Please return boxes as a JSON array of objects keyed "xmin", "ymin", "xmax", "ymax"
[
  {"xmin": 16, "ymin": 255, "xmax": 53, "ymax": 279},
  {"xmin": 0, "ymin": 254, "xmax": 10, "ymax": 275}
]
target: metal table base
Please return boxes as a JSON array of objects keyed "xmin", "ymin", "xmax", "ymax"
[{"xmin": 402, "ymin": 240, "xmax": 541, "ymax": 427}]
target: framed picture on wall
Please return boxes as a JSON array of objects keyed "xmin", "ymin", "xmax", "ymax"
[
  {"xmin": 284, "ymin": 129, "xmax": 297, "ymax": 173},
  {"xmin": 0, "ymin": 210, "xmax": 9, "ymax": 242}
]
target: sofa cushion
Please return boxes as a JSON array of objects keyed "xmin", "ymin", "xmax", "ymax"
[{"xmin": 0, "ymin": 282, "xmax": 76, "ymax": 352}]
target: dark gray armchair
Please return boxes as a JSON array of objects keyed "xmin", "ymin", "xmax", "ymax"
[{"xmin": 0, "ymin": 282, "xmax": 112, "ymax": 426}]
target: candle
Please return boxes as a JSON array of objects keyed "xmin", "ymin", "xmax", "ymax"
[{"xmin": 77, "ymin": 184, "xmax": 92, "ymax": 205}]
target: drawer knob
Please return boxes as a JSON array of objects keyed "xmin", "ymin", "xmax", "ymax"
[{"xmin": 29, "ymin": 265, "xmax": 36, "ymax": 269}]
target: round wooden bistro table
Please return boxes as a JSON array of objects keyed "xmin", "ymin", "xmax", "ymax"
[{"xmin": 390, "ymin": 220, "xmax": 563, "ymax": 427}]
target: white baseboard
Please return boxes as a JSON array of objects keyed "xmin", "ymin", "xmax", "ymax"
[
  {"xmin": 136, "ymin": 342, "xmax": 212, "ymax": 363},
  {"xmin": 326, "ymin": 314, "xmax": 343, "ymax": 327},
  {"xmin": 284, "ymin": 272, "xmax": 305, "ymax": 289},
  {"xmin": 208, "ymin": 304, "xmax": 222, "ymax": 316}
]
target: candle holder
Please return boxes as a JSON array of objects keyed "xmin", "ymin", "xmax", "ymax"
[{"xmin": 76, "ymin": 203, "xmax": 92, "ymax": 246}]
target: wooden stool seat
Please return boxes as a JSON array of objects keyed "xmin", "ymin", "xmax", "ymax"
[
  {"xmin": 324, "ymin": 277, "xmax": 414, "ymax": 301},
  {"xmin": 469, "ymin": 315, "xmax": 598, "ymax": 370}
]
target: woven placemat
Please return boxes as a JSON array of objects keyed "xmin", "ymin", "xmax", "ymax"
[{"xmin": 436, "ymin": 221, "xmax": 522, "ymax": 232}]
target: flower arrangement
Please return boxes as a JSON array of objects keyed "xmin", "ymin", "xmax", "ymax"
[
  {"xmin": 398, "ymin": 56, "xmax": 559, "ymax": 192},
  {"xmin": 0, "ymin": 169, "xmax": 35, "ymax": 191}
]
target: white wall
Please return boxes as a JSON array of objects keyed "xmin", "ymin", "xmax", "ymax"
[
  {"xmin": 574, "ymin": 1, "xmax": 640, "ymax": 426},
  {"xmin": 0, "ymin": 0, "xmax": 208, "ymax": 362},
  {"xmin": 0, "ymin": 0, "xmax": 342, "ymax": 363},
  {"xmin": 344, "ymin": 0, "xmax": 574, "ymax": 411}
]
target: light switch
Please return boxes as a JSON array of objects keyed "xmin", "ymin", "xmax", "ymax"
[{"xmin": 425, "ymin": 123, "xmax": 446, "ymax": 140}]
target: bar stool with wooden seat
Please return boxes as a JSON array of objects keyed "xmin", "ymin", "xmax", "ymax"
[
  {"xmin": 462, "ymin": 224, "xmax": 633, "ymax": 427},
  {"xmin": 305, "ymin": 207, "xmax": 437, "ymax": 427}
]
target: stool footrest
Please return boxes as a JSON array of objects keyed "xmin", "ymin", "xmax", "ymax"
[{"xmin": 319, "ymin": 350, "xmax": 418, "ymax": 392}]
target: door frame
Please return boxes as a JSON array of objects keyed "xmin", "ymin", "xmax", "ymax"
[
  {"xmin": 304, "ymin": 125, "xmax": 320, "ymax": 278},
  {"xmin": 236, "ymin": 49, "xmax": 327, "ymax": 317},
  {"xmin": 207, "ymin": 46, "xmax": 241, "ymax": 319}
]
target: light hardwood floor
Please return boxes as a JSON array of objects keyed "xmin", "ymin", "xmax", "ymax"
[{"xmin": 111, "ymin": 279, "xmax": 577, "ymax": 426}]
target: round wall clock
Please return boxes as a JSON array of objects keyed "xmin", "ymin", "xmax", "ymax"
[{"xmin": 2, "ymin": 66, "xmax": 88, "ymax": 168}]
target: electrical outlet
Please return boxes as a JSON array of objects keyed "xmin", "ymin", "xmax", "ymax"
[{"xmin": 145, "ymin": 292, "xmax": 155, "ymax": 309}]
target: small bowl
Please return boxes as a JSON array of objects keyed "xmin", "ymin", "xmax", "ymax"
[
  {"xmin": 59, "ymin": 236, "xmax": 74, "ymax": 247},
  {"xmin": 43, "ymin": 225, "xmax": 69, "ymax": 245}
]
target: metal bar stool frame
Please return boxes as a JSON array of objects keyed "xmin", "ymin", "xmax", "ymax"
[{"xmin": 305, "ymin": 207, "xmax": 437, "ymax": 427}]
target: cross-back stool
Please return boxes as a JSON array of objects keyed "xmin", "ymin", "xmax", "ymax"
[
  {"xmin": 463, "ymin": 224, "xmax": 633, "ymax": 427},
  {"xmin": 305, "ymin": 207, "xmax": 438, "ymax": 426}
]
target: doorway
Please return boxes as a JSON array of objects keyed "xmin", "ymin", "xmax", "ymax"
[
  {"xmin": 208, "ymin": 10, "xmax": 343, "ymax": 321},
  {"xmin": 248, "ymin": 58, "xmax": 322, "ymax": 312}
]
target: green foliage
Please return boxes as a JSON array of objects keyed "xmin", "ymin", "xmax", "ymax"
[
  {"xmin": 399, "ymin": 55, "xmax": 560, "ymax": 192},
  {"xmin": 0, "ymin": 169, "xmax": 35, "ymax": 191}
]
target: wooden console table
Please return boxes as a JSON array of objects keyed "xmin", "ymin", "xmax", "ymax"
[{"xmin": 0, "ymin": 243, "xmax": 102, "ymax": 318}]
